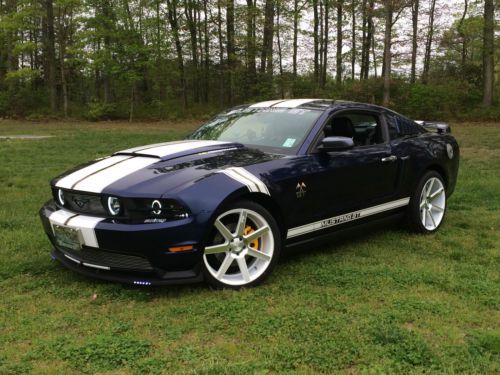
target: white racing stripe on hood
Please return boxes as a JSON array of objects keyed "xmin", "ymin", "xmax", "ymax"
[
  {"xmin": 55, "ymin": 155, "xmax": 131, "ymax": 190},
  {"xmin": 73, "ymin": 156, "xmax": 157, "ymax": 193},
  {"xmin": 116, "ymin": 140, "xmax": 191, "ymax": 154},
  {"xmin": 219, "ymin": 167, "xmax": 270, "ymax": 195},
  {"xmin": 123, "ymin": 140, "xmax": 231, "ymax": 158}
]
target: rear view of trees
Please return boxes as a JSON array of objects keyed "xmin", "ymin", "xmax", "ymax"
[{"xmin": 0, "ymin": 0, "xmax": 497, "ymax": 120}]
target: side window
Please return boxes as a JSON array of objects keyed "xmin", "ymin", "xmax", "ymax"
[
  {"xmin": 322, "ymin": 112, "xmax": 383, "ymax": 147},
  {"xmin": 386, "ymin": 112, "xmax": 422, "ymax": 140},
  {"xmin": 347, "ymin": 113, "xmax": 384, "ymax": 146},
  {"xmin": 386, "ymin": 113, "xmax": 400, "ymax": 139}
]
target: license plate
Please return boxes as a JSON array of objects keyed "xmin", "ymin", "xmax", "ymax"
[{"xmin": 53, "ymin": 225, "xmax": 82, "ymax": 251}]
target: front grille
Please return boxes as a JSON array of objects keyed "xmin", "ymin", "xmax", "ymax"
[
  {"xmin": 56, "ymin": 189, "xmax": 108, "ymax": 216},
  {"xmin": 59, "ymin": 246, "xmax": 154, "ymax": 272}
]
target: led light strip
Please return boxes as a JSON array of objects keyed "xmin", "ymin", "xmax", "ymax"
[{"xmin": 287, "ymin": 198, "xmax": 410, "ymax": 239}]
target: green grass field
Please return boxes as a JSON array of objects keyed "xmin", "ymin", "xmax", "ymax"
[{"xmin": 0, "ymin": 120, "xmax": 498, "ymax": 374}]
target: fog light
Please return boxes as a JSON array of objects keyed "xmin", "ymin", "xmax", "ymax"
[{"xmin": 107, "ymin": 196, "xmax": 121, "ymax": 216}]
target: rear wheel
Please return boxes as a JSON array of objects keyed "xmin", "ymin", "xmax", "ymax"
[
  {"xmin": 408, "ymin": 171, "xmax": 447, "ymax": 233},
  {"xmin": 202, "ymin": 201, "xmax": 281, "ymax": 289}
]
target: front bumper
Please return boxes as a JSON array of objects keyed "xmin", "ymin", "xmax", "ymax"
[{"xmin": 40, "ymin": 200, "xmax": 207, "ymax": 285}]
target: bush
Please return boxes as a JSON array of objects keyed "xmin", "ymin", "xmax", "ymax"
[{"xmin": 85, "ymin": 100, "xmax": 117, "ymax": 121}]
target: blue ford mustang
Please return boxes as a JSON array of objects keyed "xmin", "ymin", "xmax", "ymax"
[{"xmin": 40, "ymin": 99, "xmax": 459, "ymax": 288}]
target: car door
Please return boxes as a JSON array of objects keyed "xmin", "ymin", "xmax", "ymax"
[{"xmin": 300, "ymin": 110, "xmax": 402, "ymax": 225}]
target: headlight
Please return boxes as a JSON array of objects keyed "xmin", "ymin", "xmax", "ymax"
[
  {"xmin": 57, "ymin": 189, "xmax": 65, "ymax": 205},
  {"xmin": 107, "ymin": 196, "xmax": 121, "ymax": 216},
  {"xmin": 151, "ymin": 200, "xmax": 162, "ymax": 215}
]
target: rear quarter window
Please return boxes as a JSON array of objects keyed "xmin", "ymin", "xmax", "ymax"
[{"xmin": 386, "ymin": 113, "xmax": 423, "ymax": 139}]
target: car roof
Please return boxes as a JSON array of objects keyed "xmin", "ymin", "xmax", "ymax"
[{"xmin": 237, "ymin": 99, "xmax": 385, "ymax": 112}]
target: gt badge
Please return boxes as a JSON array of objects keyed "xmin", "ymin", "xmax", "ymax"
[{"xmin": 296, "ymin": 182, "xmax": 307, "ymax": 198}]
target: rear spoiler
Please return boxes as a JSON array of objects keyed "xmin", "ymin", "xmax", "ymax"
[{"xmin": 415, "ymin": 121, "xmax": 451, "ymax": 134}]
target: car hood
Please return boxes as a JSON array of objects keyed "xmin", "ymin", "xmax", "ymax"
[{"xmin": 53, "ymin": 140, "xmax": 281, "ymax": 197}]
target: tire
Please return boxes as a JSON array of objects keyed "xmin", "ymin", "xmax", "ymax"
[
  {"xmin": 202, "ymin": 200, "xmax": 281, "ymax": 289},
  {"xmin": 407, "ymin": 171, "xmax": 447, "ymax": 234}
]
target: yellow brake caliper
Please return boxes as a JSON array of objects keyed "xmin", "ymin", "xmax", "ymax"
[{"xmin": 244, "ymin": 225, "xmax": 260, "ymax": 250}]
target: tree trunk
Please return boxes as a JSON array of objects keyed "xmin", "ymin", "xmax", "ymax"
[
  {"xmin": 260, "ymin": 0, "xmax": 274, "ymax": 75},
  {"xmin": 203, "ymin": 0, "xmax": 209, "ymax": 103},
  {"xmin": 336, "ymin": 0, "xmax": 343, "ymax": 86},
  {"xmin": 217, "ymin": 0, "xmax": 225, "ymax": 106},
  {"xmin": 277, "ymin": 1, "xmax": 284, "ymax": 98},
  {"xmin": 382, "ymin": 1, "xmax": 392, "ymax": 106},
  {"xmin": 293, "ymin": 0, "xmax": 300, "ymax": 78},
  {"xmin": 184, "ymin": 0, "xmax": 199, "ymax": 102},
  {"xmin": 45, "ymin": 0, "xmax": 57, "ymax": 112},
  {"xmin": 313, "ymin": 0, "xmax": 319, "ymax": 83},
  {"xmin": 410, "ymin": 0, "xmax": 419, "ymax": 84},
  {"xmin": 226, "ymin": 0, "xmax": 235, "ymax": 104},
  {"xmin": 458, "ymin": 0, "xmax": 468, "ymax": 67},
  {"xmin": 482, "ymin": 0, "xmax": 494, "ymax": 106},
  {"xmin": 57, "ymin": 6, "xmax": 68, "ymax": 117},
  {"xmin": 320, "ymin": 0, "xmax": 329, "ymax": 89},
  {"xmin": 351, "ymin": 0, "xmax": 356, "ymax": 80},
  {"xmin": 166, "ymin": 0, "xmax": 187, "ymax": 109},
  {"xmin": 246, "ymin": 0, "xmax": 257, "ymax": 83},
  {"xmin": 422, "ymin": 0, "xmax": 436, "ymax": 84}
]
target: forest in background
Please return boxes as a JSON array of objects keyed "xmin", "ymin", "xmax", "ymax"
[{"xmin": 0, "ymin": 0, "xmax": 497, "ymax": 121}]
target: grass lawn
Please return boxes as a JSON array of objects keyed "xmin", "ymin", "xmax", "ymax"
[{"xmin": 0, "ymin": 120, "xmax": 498, "ymax": 374}]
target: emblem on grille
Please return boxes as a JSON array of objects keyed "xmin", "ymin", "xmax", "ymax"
[{"xmin": 72, "ymin": 196, "xmax": 90, "ymax": 208}]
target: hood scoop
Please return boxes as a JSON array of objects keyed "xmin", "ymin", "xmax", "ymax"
[{"xmin": 114, "ymin": 140, "xmax": 244, "ymax": 161}]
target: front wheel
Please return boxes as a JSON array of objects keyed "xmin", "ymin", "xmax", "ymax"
[
  {"xmin": 202, "ymin": 201, "xmax": 281, "ymax": 289},
  {"xmin": 408, "ymin": 171, "xmax": 447, "ymax": 233}
]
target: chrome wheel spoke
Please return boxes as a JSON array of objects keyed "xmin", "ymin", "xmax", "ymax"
[
  {"xmin": 244, "ymin": 225, "xmax": 269, "ymax": 244},
  {"xmin": 247, "ymin": 248, "xmax": 271, "ymax": 262},
  {"xmin": 426, "ymin": 178, "xmax": 435, "ymax": 197},
  {"xmin": 419, "ymin": 200, "xmax": 426, "ymax": 209},
  {"xmin": 430, "ymin": 187, "xmax": 444, "ymax": 200},
  {"xmin": 432, "ymin": 205, "xmax": 444, "ymax": 212},
  {"xmin": 204, "ymin": 243, "xmax": 230, "ymax": 255},
  {"xmin": 236, "ymin": 257, "xmax": 250, "ymax": 283},
  {"xmin": 428, "ymin": 210, "xmax": 437, "ymax": 228},
  {"xmin": 421, "ymin": 209, "xmax": 427, "ymax": 227},
  {"xmin": 235, "ymin": 210, "xmax": 248, "ymax": 237},
  {"xmin": 216, "ymin": 254, "xmax": 234, "ymax": 279},
  {"xmin": 215, "ymin": 219, "xmax": 233, "ymax": 241}
]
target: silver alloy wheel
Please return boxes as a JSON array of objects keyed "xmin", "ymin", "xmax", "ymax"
[
  {"xmin": 203, "ymin": 208, "xmax": 274, "ymax": 286},
  {"xmin": 419, "ymin": 177, "xmax": 446, "ymax": 231}
]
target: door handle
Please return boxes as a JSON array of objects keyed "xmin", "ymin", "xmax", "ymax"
[{"xmin": 381, "ymin": 155, "xmax": 397, "ymax": 162}]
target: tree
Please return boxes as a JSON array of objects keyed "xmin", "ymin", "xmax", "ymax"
[
  {"xmin": 336, "ymin": 0, "xmax": 343, "ymax": 86},
  {"xmin": 422, "ymin": 0, "xmax": 436, "ymax": 84},
  {"xmin": 44, "ymin": 0, "xmax": 57, "ymax": 112},
  {"xmin": 410, "ymin": 0, "xmax": 419, "ymax": 83},
  {"xmin": 482, "ymin": 0, "xmax": 494, "ymax": 106}
]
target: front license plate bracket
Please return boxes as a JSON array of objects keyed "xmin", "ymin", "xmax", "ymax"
[{"xmin": 53, "ymin": 225, "xmax": 83, "ymax": 251}]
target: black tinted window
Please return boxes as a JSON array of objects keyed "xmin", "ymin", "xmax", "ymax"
[{"xmin": 386, "ymin": 113, "xmax": 421, "ymax": 139}]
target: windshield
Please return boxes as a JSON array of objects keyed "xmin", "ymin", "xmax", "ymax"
[{"xmin": 188, "ymin": 108, "xmax": 322, "ymax": 154}]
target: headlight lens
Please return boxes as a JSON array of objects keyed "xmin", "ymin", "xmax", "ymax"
[
  {"xmin": 151, "ymin": 200, "xmax": 162, "ymax": 215},
  {"xmin": 107, "ymin": 196, "xmax": 121, "ymax": 216},
  {"xmin": 57, "ymin": 189, "xmax": 65, "ymax": 205}
]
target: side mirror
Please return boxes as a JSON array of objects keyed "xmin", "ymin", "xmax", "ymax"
[{"xmin": 318, "ymin": 136, "xmax": 354, "ymax": 152}]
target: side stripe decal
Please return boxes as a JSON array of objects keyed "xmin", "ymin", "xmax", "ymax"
[
  {"xmin": 219, "ymin": 167, "xmax": 270, "ymax": 196},
  {"xmin": 287, "ymin": 198, "xmax": 410, "ymax": 239}
]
